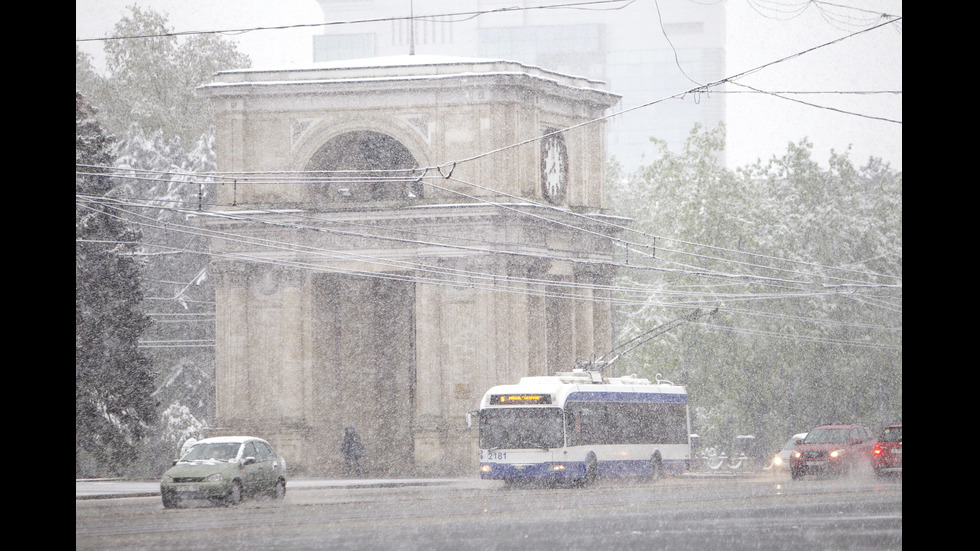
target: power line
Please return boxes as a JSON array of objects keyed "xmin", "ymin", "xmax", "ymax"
[
  {"xmin": 77, "ymin": 193, "xmax": 902, "ymax": 320},
  {"xmin": 78, "ymin": 195, "xmax": 901, "ymax": 350},
  {"xmin": 77, "ymin": 158, "xmax": 903, "ymax": 292},
  {"xmin": 76, "ymin": 14, "xmax": 904, "ymax": 195},
  {"xmin": 77, "ymin": 188, "xmax": 901, "ymax": 296},
  {"xmin": 75, "ymin": 0, "xmax": 636, "ymax": 43},
  {"xmin": 727, "ymin": 82, "xmax": 901, "ymax": 124},
  {"xmin": 79, "ymin": 101, "xmax": 904, "ymax": 289}
]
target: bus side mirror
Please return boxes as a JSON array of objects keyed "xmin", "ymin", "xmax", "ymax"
[{"xmin": 465, "ymin": 412, "xmax": 473, "ymax": 430}]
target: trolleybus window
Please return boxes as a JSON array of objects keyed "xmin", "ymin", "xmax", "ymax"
[
  {"xmin": 565, "ymin": 401, "xmax": 688, "ymax": 446},
  {"xmin": 479, "ymin": 408, "xmax": 564, "ymax": 450}
]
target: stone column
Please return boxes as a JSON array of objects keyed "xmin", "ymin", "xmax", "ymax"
[{"xmin": 212, "ymin": 262, "xmax": 252, "ymax": 425}]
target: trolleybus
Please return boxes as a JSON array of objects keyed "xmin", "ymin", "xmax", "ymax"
[{"xmin": 476, "ymin": 370, "xmax": 691, "ymax": 485}]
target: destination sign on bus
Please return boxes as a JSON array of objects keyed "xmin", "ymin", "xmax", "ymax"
[{"xmin": 489, "ymin": 394, "xmax": 553, "ymax": 405}]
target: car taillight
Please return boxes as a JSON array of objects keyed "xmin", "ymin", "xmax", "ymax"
[{"xmin": 873, "ymin": 444, "xmax": 882, "ymax": 456}]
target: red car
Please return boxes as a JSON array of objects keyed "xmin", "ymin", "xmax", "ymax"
[
  {"xmin": 872, "ymin": 424, "xmax": 902, "ymax": 477},
  {"xmin": 790, "ymin": 424, "xmax": 876, "ymax": 479}
]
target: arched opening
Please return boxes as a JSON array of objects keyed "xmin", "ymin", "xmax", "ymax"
[{"xmin": 305, "ymin": 130, "xmax": 422, "ymax": 206}]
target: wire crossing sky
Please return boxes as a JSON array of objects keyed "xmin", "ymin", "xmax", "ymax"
[{"xmin": 76, "ymin": 0, "xmax": 902, "ymax": 171}]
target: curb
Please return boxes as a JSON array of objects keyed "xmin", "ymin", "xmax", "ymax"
[{"xmin": 76, "ymin": 478, "xmax": 462, "ymax": 500}]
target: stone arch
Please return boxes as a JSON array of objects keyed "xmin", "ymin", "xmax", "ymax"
[{"xmin": 294, "ymin": 119, "xmax": 430, "ymax": 208}]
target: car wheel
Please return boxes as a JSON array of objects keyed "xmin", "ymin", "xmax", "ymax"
[
  {"xmin": 791, "ymin": 468, "xmax": 802, "ymax": 480},
  {"xmin": 226, "ymin": 481, "xmax": 243, "ymax": 506},
  {"xmin": 272, "ymin": 478, "xmax": 286, "ymax": 500}
]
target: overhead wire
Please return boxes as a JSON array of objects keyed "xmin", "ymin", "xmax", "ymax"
[
  {"xmin": 78, "ymin": 195, "xmax": 662, "ymax": 307},
  {"xmin": 78, "ymin": 196, "xmax": 620, "ymax": 302},
  {"xmin": 78, "ymin": 137, "xmax": 904, "ymax": 289},
  {"xmin": 77, "ymin": 190, "xmax": 901, "ymax": 319},
  {"xmin": 78, "ymin": 187, "xmax": 901, "ymax": 352},
  {"xmin": 76, "ymin": 164, "xmax": 902, "ymax": 296},
  {"xmin": 77, "ymin": 1, "xmax": 901, "ymax": 350},
  {"xmin": 75, "ymin": 0, "xmax": 637, "ymax": 42},
  {"xmin": 726, "ymin": 81, "xmax": 901, "ymax": 123},
  {"xmin": 693, "ymin": 321, "xmax": 900, "ymax": 350},
  {"xmin": 78, "ymin": 140, "xmax": 905, "ymax": 294}
]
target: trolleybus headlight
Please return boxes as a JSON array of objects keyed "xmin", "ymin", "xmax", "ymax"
[
  {"xmin": 772, "ymin": 456, "xmax": 783, "ymax": 467},
  {"xmin": 480, "ymin": 465, "xmax": 492, "ymax": 473},
  {"xmin": 550, "ymin": 464, "xmax": 566, "ymax": 471}
]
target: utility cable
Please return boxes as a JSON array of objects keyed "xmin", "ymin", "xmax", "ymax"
[
  {"xmin": 75, "ymin": 0, "xmax": 636, "ymax": 42},
  {"xmin": 77, "ymin": 164, "xmax": 902, "ymax": 301},
  {"xmin": 78, "ymin": 162, "xmax": 903, "ymax": 289}
]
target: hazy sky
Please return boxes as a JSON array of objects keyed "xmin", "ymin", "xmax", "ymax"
[{"xmin": 76, "ymin": 0, "xmax": 901, "ymax": 172}]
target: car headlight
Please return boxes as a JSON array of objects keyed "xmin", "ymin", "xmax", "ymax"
[
  {"xmin": 829, "ymin": 449, "xmax": 845, "ymax": 459},
  {"xmin": 204, "ymin": 472, "xmax": 224, "ymax": 482},
  {"xmin": 772, "ymin": 456, "xmax": 783, "ymax": 466},
  {"xmin": 161, "ymin": 474, "xmax": 173, "ymax": 483},
  {"xmin": 793, "ymin": 451, "xmax": 801, "ymax": 458}
]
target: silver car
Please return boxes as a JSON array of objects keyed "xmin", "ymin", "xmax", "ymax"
[{"xmin": 770, "ymin": 432, "xmax": 807, "ymax": 472}]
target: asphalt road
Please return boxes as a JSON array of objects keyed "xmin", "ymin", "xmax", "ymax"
[{"xmin": 76, "ymin": 472, "xmax": 902, "ymax": 550}]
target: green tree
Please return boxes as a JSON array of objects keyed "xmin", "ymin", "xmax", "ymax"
[
  {"xmin": 607, "ymin": 125, "xmax": 902, "ymax": 455},
  {"xmin": 739, "ymin": 143, "xmax": 903, "ymax": 438},
  {"xmin": 76, "ymin": 5, "xmax": 251, "ymax": 144},
  {"xmin": 76, "ymin": 93, "xmax": 157, "ymax": 477}
]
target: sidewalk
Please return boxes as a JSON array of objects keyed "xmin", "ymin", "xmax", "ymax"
[{"xmin": 76, "ymin": 477, "xmax": 466, "ymax": 500}]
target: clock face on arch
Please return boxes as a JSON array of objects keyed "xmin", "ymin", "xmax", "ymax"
[{"xmin": 541, "ymin": 130, "xmax": 568, "ymax": 204}]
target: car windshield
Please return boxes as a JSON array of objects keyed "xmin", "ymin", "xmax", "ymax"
[
  {"xmin": 480, "ymin": 407, "xmax": 564, "ymax": 450},
  {"xmin": 803, "ymin": 428, "xmax": 850, "ymax": 444},
  {"xmin": 879, "ymin": 426, "xmax": 902, "ymax": 442},
  {"xmin": 181, "ymin": 442, "xmax": 242, "ymax": 462}
]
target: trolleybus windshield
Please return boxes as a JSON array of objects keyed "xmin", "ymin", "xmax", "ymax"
[{"xmin": 480, "ymin": 407, "xmax": 564, "ymax": 450}]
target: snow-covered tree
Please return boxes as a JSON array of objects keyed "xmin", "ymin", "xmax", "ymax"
[
  {"xmin": 111, "ymin": 123, "xmax": 218, "ymax": 432},
  {"xmin": 78, "ymin": 5, "xmax": 250, "ymax": 145},
  {"xmin": 606, "ymin": 124, "xmax": 902, "ymax": 454},
  {"xmin": 76, "ymin": 93, "xmax": 157, "ymax": 477},
  {"xmin": 75, "ymin": 6, "xmax": 247, "ymax": 475}
]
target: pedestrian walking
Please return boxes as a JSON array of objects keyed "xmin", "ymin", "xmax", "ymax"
[{"xmin": 341, "ymin": 426, "xmax": 365, "ymax": 477}]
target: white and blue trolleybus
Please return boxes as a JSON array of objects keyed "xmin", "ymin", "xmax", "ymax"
[{"xmin": 477, "ymin": 370, "xmax": 691, "ymax": 484}]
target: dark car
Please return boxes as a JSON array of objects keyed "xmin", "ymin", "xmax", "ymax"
[
  {"xmin": 872, "ymin": 424, "xmax": 902, "ymax": 477},
  {"xmin": 160, "ymin": 436, "xmax": 287, "ymax": 508},
  {"xmin": 790, "ymin": 424, "xmax": 875, "ymax": 479}
]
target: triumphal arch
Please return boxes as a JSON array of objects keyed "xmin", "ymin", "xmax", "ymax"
[{"xmin": 200, "ymin": 56, "xmax": 623, "ymax": 476}]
